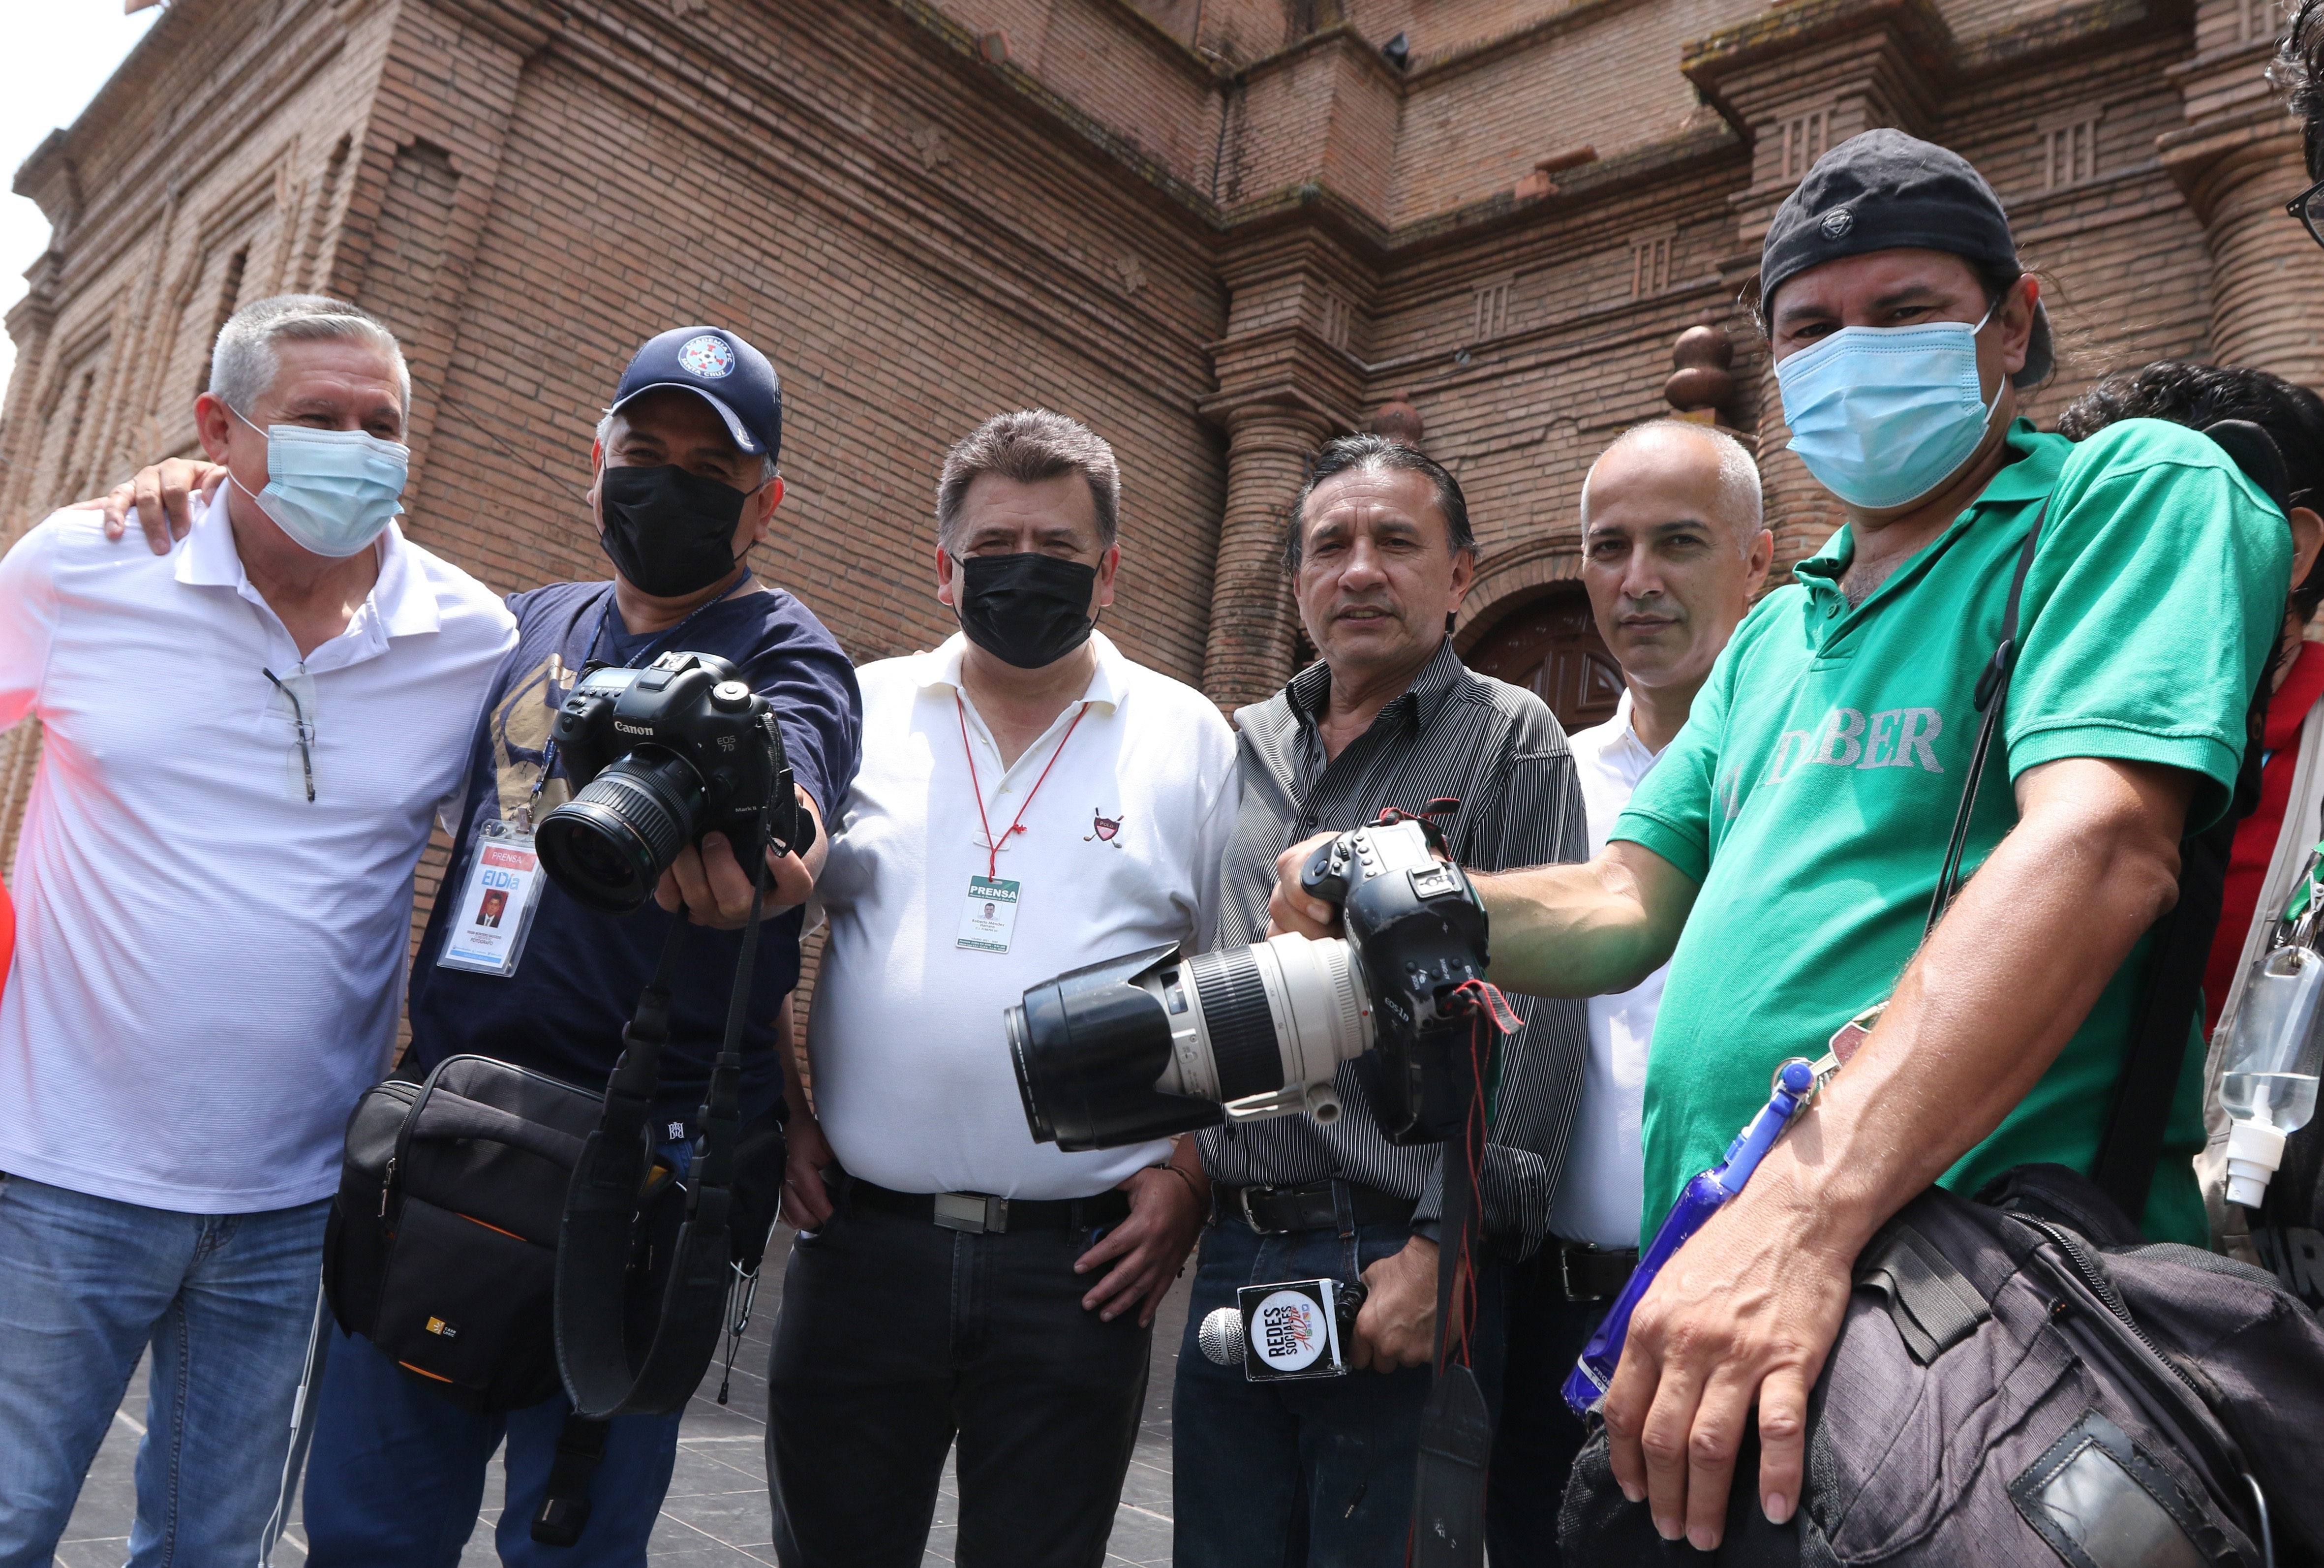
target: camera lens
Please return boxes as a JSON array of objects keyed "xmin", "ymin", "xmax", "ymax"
[
  {"xmin": 1011, "ymin": 934, "xmax": 1371, "ymax": 1151},
  {"xmin": 536, "ymin": 750, "xmax": 704, "ymax": 915}
]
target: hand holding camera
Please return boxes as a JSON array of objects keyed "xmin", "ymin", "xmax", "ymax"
[{"xmin": 535, "ymin": 650, "xmax": 817, "ymax": 920}]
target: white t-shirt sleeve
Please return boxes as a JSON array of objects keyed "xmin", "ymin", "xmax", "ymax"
[{"xmin": 0, "ymin": 519, "xmax": 62, "ymax": 731}]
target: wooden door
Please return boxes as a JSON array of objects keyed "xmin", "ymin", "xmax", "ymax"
[{"xmin": 1465, "ymin": 585, "xmax": 1624, "ymax": 733}]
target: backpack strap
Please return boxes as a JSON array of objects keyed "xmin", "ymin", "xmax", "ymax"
[
  {"xmin": 1927, "ymin": 502, "xmax": 2048, "ymax": 934},
  {"xmin": 1932, "ymin": 490, "xmax": 2268, "ymax": 1229}
]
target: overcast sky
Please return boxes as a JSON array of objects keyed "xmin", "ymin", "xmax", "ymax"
[{"xmin": 0, "ymin": 5, "xmax": 164, "ymax": 402}]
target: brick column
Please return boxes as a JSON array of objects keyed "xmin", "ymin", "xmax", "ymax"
[
  {"xmin": 2193, "ymin": 133, "xmax": 2324, "ymax": 384},
  {"xmin": 2164, "ymin": 8, "xmax": 2324, "ymax": 389},
  {"xmin": 1203, "ymin": 402, "xmax": 1330, "ymax": 710}
]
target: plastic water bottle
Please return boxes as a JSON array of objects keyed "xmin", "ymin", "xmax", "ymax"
[
  {"xmin": 2219, "ymin": 946, "xmax": 2324, "ymax": 1210},
  {"xmin": 1561, "ymin": 1057, "xmax": 1821, "ymax": 1418}
]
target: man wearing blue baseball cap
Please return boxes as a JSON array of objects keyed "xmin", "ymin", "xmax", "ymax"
[{"xmin": 99, "ymin": 324, "xmax": 863, "ymax": 1566}]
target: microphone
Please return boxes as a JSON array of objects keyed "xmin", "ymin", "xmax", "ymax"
[{"xmin": 1198, "ymin": 1305, "xmax": 1245, "ymax": 1366}]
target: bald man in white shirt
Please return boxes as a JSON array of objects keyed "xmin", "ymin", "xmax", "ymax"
[{"xmin": 1489, "ymin": 420, "xmax": 1771, "ymax": 1563}]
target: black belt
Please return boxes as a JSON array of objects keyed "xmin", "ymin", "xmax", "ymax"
[
  {"xmin": 1542, "ymin": 1239, "xmax": 1638, "ymax": 1303},
  {"xmin": 846, "ymin": 1176, "xmax": 1129, "ymax": 1235},
  {"xmin": 1216, "ymin": 1179, "xmax": 1417, "ymax": 1236}
]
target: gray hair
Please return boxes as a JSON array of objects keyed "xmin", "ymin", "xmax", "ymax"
[
  {"xmin": 209, "ymin": 295, "xmax": 410, "ymax": 419},
  {"xmin": 1580, "ymin": 419, "xmax": 1764, "ymax": 546},
  {"xmin": 594, "ymin": 408, "xmax": 779, "ymax": 485},
  {"xmin": 936, "ymin": 410, "xmax": 1121, "ymax": 553}
]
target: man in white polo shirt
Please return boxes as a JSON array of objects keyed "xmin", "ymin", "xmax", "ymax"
[
  {"xmin": 766, "ymin": 410, "xmax": 1237, "ymax": 1567},
  {"xmin": 1488, "ymin": 419, "xmax": 1769, "ymax": 1563},
  {"xmin": 0, "ymin": 295, "xmax": 514, "ymax": 1566}
]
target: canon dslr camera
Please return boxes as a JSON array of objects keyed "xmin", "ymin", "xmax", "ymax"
[
  {"xmin": 535, "ymin": 651, "xmax": 809, "ymax": 915},
  {"xmin": 1008, "ymin": 813, "xmax": 1492, "ymax": 1151}
]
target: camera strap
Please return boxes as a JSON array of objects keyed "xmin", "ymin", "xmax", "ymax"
[
  {"xmin": 1410, "ymin": 977, "xmax": 1522, "ymax": 1568},
  {"xmin": 554, "ymin": 855, "xmax": 769, "ymax": 1421}
]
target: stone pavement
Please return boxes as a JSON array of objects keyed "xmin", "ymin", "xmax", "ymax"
[{"xmin": 55, "ymin": 1225, "xmax": 1185, "ymax": 1567}]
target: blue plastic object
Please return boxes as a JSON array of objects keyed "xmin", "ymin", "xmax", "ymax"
[{"xmin": 1561, "ymin": 1057, "xmax": 1821, "ymax": 1418}]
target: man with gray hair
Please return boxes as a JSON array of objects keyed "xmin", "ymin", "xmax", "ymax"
[
  {"xmin": 766, "ymin": 409, "xmax": 1236, "ymax": 1566},
  {"xmin": 95, "ymin": 321, "xmax": 859, "ymax": 1566},
  {"xmin": 0, "ymin": 294, "xmax": 516, "ymax": 1562},
  {"xmin": 1487, "ymin": 418, "xmax": 1770, "ymax": 1563}
]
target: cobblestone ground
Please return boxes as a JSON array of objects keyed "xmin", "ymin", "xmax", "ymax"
[{"xmin": 56, "ymin": 1225, "xmax": 1184, "ymax": 1567}]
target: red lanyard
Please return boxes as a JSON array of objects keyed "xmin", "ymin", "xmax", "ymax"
[{"xmin": 957, "ymin": 692, "xmax": 1091, "ymax": 880}]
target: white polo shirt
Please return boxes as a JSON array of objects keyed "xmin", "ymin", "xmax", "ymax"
[
  {"xmin": 811, "ymin": 631, "xmax": 1239, "ymax": 1199},
  {"xmin": 0, "ymin": 493, "xmax": 515, "ymax": 1213},
  {"xmin": 1546, "ymin": 689, "xmax": 1670, "ymax": 1249}
]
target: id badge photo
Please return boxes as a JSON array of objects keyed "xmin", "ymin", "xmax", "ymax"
[{"xmin": 437, "ymin": 818, "xmax": 548, "ymax": 977}]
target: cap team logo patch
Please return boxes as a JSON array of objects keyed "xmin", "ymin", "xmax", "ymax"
[
  {"xmin": 677, "ymin": 335, "xmax": 736, "ymax": 379},
  {"xmin": 1819, "ymin": 207, "xmax": 1855, "ymax": 239}
]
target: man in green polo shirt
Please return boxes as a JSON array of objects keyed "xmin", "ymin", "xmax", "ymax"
[{"xmin": 1268, "ymin": 130, "xmax": 2291, "ymax": 1552}]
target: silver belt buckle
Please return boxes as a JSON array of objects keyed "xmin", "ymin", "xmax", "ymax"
[
  {"xmin": 933, "ymin": 1192, "xmax": 1008, "ymax": 1234},
  {"xmin": 1237, "ymin": 1186, "xmax": 1288, "ymax": 1235}
]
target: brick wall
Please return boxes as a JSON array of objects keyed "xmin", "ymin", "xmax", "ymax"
[{"xmin": 5, "ymin": 0, "xmax": 2315, "ymax": 889}]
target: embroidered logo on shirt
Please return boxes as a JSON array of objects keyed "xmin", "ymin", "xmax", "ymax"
[
  {"xmin": 677, "ymin": 335, "xmax": 736, "ymax": 379},
  {"xmin": 1085, "ymin": 809, "xmax": 1126, "ymax": 846},
  {"xmin": 425, "ymin": 1317, "xmax": 459, "ymax": 1339}
]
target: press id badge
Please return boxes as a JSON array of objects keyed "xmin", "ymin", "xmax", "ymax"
[
  {"xmin": 957, "ymin": 876, "xmax": 1021, "ymax": 954},
  {"xmin": 437, "ymin": 819, "xmax": 548, "ymax": 977}
]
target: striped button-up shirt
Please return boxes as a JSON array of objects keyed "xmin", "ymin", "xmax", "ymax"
[{"xmin": 1197, "ymin": 638, "xmax": 1590, "ymax": 1254}]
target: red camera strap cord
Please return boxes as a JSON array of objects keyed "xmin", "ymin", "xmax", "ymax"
[
  {"xmin": 957, "ymin": 693, "xmax": 1091, "ymax": 881},
  {"xmin": 1408, "ymin": 976, "xmax": 1521, "ymax": 1568}
]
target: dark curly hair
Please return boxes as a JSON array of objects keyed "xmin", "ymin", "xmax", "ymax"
[
  {"xmin": 2275, "ymin": 0, "xmax": 2324, "ymax": 181},
  {"xmin": 2057, "ymin": 360, "xmax": 2324, "ymax": 619},
  {"xmin": 1283, "ymin": 433, "xmax": 1475, "ymax": 574}
]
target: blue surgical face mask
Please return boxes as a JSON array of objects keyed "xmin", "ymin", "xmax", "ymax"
[
  {"xmin": 1775, "ymin": 307, "xmax": 2001, "ymax": 512},
  {"xmin": 229, "ymin": 408, "xmax": 410, "ymax": 558}
]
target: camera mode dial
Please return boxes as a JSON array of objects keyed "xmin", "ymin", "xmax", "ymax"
[{"xmin": 710, "ymin": 679, "xmax": 753, "ymax": 713}]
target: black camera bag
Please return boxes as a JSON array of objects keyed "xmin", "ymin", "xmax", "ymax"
[
  {"xmin": 1557, "ymin": 1166, "xmax": 2324, "ymax": 1566},
  {"xmin": 321, "ymin": 1052, "xmax": 676, "ymax": 1414}
]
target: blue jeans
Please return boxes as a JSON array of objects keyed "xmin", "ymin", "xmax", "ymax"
[
  {"xmin": 302, "ymin": 1327, "xmax": 683, "ymax": 1567},
  {"xmin": 0, "ymin": 1174, "xmax": 330, "ymax": 1568},
  {"xmin": 1172, "ymin": 1214, "xmax": 1508, "ymax": 1568}
]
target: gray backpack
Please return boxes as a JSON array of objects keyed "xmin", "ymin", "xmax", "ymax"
[{"xmin": 1557, "ymin": 1165, "xmax": 2324, "ymax": 1566}]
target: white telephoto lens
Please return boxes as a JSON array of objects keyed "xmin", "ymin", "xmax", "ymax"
[{"xmin": 1198, "ymin": 1305, "xmax": 1246, "ymax": 1366}]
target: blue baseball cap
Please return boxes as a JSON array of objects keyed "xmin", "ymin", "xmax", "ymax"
[{"xmin": 609, "ymin": 326, "xmax": 783, "ymax": 463}]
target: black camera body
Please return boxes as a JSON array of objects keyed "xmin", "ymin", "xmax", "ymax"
[
  {"xmin": 535, "ymin": 651, "xmax": 804, "ymax": 916},
  {"xmin": 1303, "ymin": 818, "xmax": 1491, "ymax": 1145},
  {"xmin": 1009, "ymin": 814, "xmax": 1492, "ymax": 1152}
]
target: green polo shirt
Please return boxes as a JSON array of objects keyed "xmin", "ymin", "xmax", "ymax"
[{"xmin": 1613, "ymin": 417, "xmax": 2289, "ymax": 1246}]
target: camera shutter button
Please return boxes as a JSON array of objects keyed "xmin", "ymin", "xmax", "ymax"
[{"xmin": 711, "ymin": 680, "xmax": 753, "ymax": 712}]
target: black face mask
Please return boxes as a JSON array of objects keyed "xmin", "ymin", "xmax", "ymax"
[
  {"xmin": 956, "ymin": 552, "xmax": 1100, "ymax": 670},
  {"xmin": 597, "ymin": 464, "xmax": 749, "ymax": 598}
]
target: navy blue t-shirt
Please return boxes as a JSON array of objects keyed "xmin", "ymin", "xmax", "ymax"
[{"xmin": 407, "ymin": 577, "xmax": 862, "ymax": 1128}]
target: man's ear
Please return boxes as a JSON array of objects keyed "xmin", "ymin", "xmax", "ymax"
[
  {"xmin": 749, "ymin": 475, "xmax": 786, "ymax": 547},
  {"xmin": 1446, "ymin": 547, "xmax": 1477, "ymax": 615},
  {"xmin": 1094, "ymin": 543, "xmax": 1121, "ymax": 611},
  {"xmin": 193, "ymin": 393, "xmax": 237, "ymax": 466},
  {"xmin": 1997, "ymin": 272, "xmax": 2039, "ymax": 380},
  {"xmin": 1744, "ymin": 527, "xmax": 1774, "ymax": 597},
  {"xmin": 934, "ymin": 544, "xmax": 958, "ymax": 608},
  {"xmin": 2291, "ymin": 505, "xmax": 2324, "ymax": 596}
]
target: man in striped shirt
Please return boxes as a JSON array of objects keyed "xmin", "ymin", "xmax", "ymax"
[{"xmin": 1172, "ymin": 434, "xmax": 1590, "ymax": 1566}]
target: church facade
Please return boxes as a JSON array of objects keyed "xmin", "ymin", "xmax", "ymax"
[{"xmin": 2, "ymin": 0, "xmax": 2318, "ymax": 872}]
